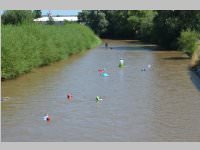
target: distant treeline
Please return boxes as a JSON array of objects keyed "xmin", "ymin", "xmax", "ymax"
[
  {"xmin": 78, "ymin": 10, "xmax": 200, "ymax": 52},
  {"xmin": 1, "ymin": 10, "xmax": 42, "ymax": 25}
]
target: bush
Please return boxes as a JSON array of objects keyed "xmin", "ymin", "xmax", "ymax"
[
  {"xmin": 1, "ymin": 10, "xmax": 34, "ymax": 25},
  {"xmin": 178, "ymin": 29, "xmax": 199, "ymax": 55},
  {"xmin": 1, "ymin": 23, "xmax": 101, "ymax": 80}
]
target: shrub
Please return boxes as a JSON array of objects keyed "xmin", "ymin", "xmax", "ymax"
[
  {"xmin": 1, "ymin": 23, "xmax": 101, "ymax": 80},
  {"xmin": 178, "ymin": 29, "xmax": 199, "ymax": 56},
  {"xmin": 1, "ymin": 10, "xmax": 34, "ymax": 25}
]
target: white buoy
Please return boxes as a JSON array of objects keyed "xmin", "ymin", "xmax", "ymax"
[
  {"xmin": 120, "ymin": 59, "xmax": 124, "ymax": 65},
  {"xmin": 119, "ymin": 58, "xmax": 125, "ymax": 68},
  {"xmin": 147, "ymin": 64, "xmax": 152, "ymax": 69}
]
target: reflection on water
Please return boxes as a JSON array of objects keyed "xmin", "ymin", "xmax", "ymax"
[{"xmin": 2, "ymin": 40, "xmax": 200, "ymax": 141}]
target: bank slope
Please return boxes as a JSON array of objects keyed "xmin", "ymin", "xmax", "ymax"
[{"xmin": 2, "ymin": 23, "xmax": 101, "ymax": 80}]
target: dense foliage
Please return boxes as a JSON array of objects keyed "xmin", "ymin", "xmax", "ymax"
[
  {"xmin": 78, "ymin": 10, "xmax": 157, "ymax": 39},
  {"xmin": 1, "ymin": 23, "xmax": 101, "ymax": 79},
  {"xmin": 33, "ymin": 10, "xmax": 42, "ymax": 19},
  {"xmin": 78, "ymin": 10, "xmax": 200, "ymax": 49},
  {"xmin": 78, "ymin": 10, "xmax": 109, "ymax": 35},
  {"xmin": 178, "ymin": 29, "xmax": 199, "ymax": 55},
  {"xmin": 153, "ymin": 10, "xmax": 200, "ymax": 49},
  {"xmin": 1, "ymin": 10, "xmax": 34, "ymax": 25}
]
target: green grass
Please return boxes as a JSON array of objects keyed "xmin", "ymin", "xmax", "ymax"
[{"xmin": 1, "ymin": 23, "xmax": 101, "ymax": 80}]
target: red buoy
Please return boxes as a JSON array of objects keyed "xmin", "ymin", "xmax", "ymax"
[{"xmin": 98, "ymin": 69, "xmax": 104, "ymax": 74}]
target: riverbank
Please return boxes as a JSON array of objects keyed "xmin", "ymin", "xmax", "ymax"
[
  {"xmin": 192, "ymin": 65, "xmax": 200, "ymax": 78},
  {"xmin": 190, "ymin": 65, "xmax": 200, "ymax": 91},
  {"xmin": 190, "ymin": 43, "xmax": 200, "ymax": 80},
  {"xmin": 190, "ymin": 42, "xmax": 200, "ymax": 67},
  {"xmin": 1, "ymin": 23, "xmax": 101, "ymax": 80},
  {"xmin": 190, "ymin": 64, "xmax": 200, "ymax": 84}
]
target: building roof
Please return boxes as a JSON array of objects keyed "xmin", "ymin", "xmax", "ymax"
[{"xmin": 34, "ymin": 16, "xmax": 78, "ymax": 22}]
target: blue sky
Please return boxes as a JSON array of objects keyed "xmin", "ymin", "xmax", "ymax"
[
  {"xmin": 0, "ymin": 10, "xmax": 81, "ymax": 15},
  {"xmin": 42, "ymin": 10, "xmax": 81, "ymax": 16}
]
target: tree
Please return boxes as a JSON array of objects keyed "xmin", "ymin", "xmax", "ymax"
[
  {"xmin": 1, "ymin": 10, "xmax": 34, "ymax": 25},
  {"xmin": 33, "ymin": 10, "xmax": 42, "ymax": 19},
  {"xmin": 127, "ymin": 10, "xmax": 157, "ymax": 41},
  {"xmin": 78, "ymin": 10, "xmax": 108, "ymax": 36},
  {"xmin": 153, "ymin": 10, "xmax": 200, "ymax": 49},
  {"xmin": 102, "ymin": 10, "xmax": 134, "ymax": 38},
  {"xmin": 178, "ymin": 29, "xmax": 199, "ymax": 55},
  {"xmin": 78, "ymin": 10, "xmax": 200, "ymax": 46}
]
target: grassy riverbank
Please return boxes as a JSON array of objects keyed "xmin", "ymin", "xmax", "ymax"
[{"xmin": 2, "ymin": 23, "xmax": 101, "ymax": 80}]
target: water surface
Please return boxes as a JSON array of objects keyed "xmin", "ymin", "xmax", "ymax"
[{"xmin": 2, "ymin": 40, "xmax": 200, "ymax": 141}]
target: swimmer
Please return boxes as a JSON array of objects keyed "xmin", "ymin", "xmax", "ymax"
[
  {"xmin": 141, "ymin": 68, "xmax": 146, "ymax": 71},
  {"xmin": 67, "ymin": 93, "xmax": 73, "ymax": 99},
  {"xmin": 96, "ymin": 96, "xmax": 103, "ymax": 102},
  {"xmin": 119, "ymin": 58, "xmax": 125, "ymax": 67},
  {"xmin": 105, "ymin": 42, "xmax": 108, "ymax": 48},
  {"xmin": 43, "ymin": 114, "xmax": 50, "ymax": 122}
]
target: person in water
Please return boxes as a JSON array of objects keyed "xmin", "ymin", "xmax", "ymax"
[
  {"xmin": 67, "ymin": 93, "xmax": 73, "ymax": 99},
  {"xmin": 43, "ymin": 114, "xmax": 50, "ymax": 122},
  {"xmin": 96, "ymin": 96, "xmax": 103, "ymax": 102},
  {"xmin": 119, "ymin": 58, "xmax": 125, "ymax": 67},
  {"xmin": 105, "ymin": 42, "xmax": 108, "ymax": 48}
]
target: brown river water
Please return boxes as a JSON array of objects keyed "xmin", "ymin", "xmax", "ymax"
[{"xmin": 1, "ymin": 40, "xmax": 200, "ymax": 142}]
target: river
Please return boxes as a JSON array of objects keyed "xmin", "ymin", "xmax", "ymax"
[{"xmin": 1, "ymin": 40, "xmax": 200, "ymax": 142}]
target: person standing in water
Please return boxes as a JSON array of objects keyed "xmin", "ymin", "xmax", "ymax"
[
  {"xmin": 119, "ymin": 58, "xmax": 125, "ymax": 67},
  {"xmin": 105, "ymin": 42, "xmax": 108, "ymax": 48}
]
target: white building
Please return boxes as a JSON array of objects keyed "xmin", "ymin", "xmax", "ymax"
[{"xmin": 33, "ymin": 15, "xmax": 78, "ymax": 24}]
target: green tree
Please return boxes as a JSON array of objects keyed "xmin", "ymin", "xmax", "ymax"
[
  {"xmin": 78, "ymin": 10, "xmax": 200, "ymax": 46},
  {"xmin": 33, "ymin": 10, "xmax": 42, "ymax": 18},
  {"xmin": 1, "ymin": 10, "xmax": 34, "ymax": 25},
  {"xmin": 103, "ymin": 10, "xmax": 134, "ymax": 38},
  {"xmin": 153, "ymin": 10, "xmax": 200, "ymax": 49},
  {"xmin": 78, "ymin": 10, "xmax": 108, "ymax": 36},
  {"xmin": 178, "ymin": 29, "xmax": 199, "ymax": 55},
  {"xmin": 127, "ymin": 10, "xmax": 157, "ymax": 41}
]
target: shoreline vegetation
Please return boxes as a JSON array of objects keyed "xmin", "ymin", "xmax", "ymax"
[
  {"xmin": 1, "ymin": 23, "xmax": 101, "ymax": 80},
  {"xmin": 178, "ymin": 31, "xmax": 200, "ymax": 78}
]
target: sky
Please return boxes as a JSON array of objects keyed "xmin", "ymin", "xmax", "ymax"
[
  {"xmin": 0, "ymin": 10, "xmax": 81, "ymax": 16},
  {"xmin": 42, "ymin": 10, "xmax": 81, "ymax": 16}
]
